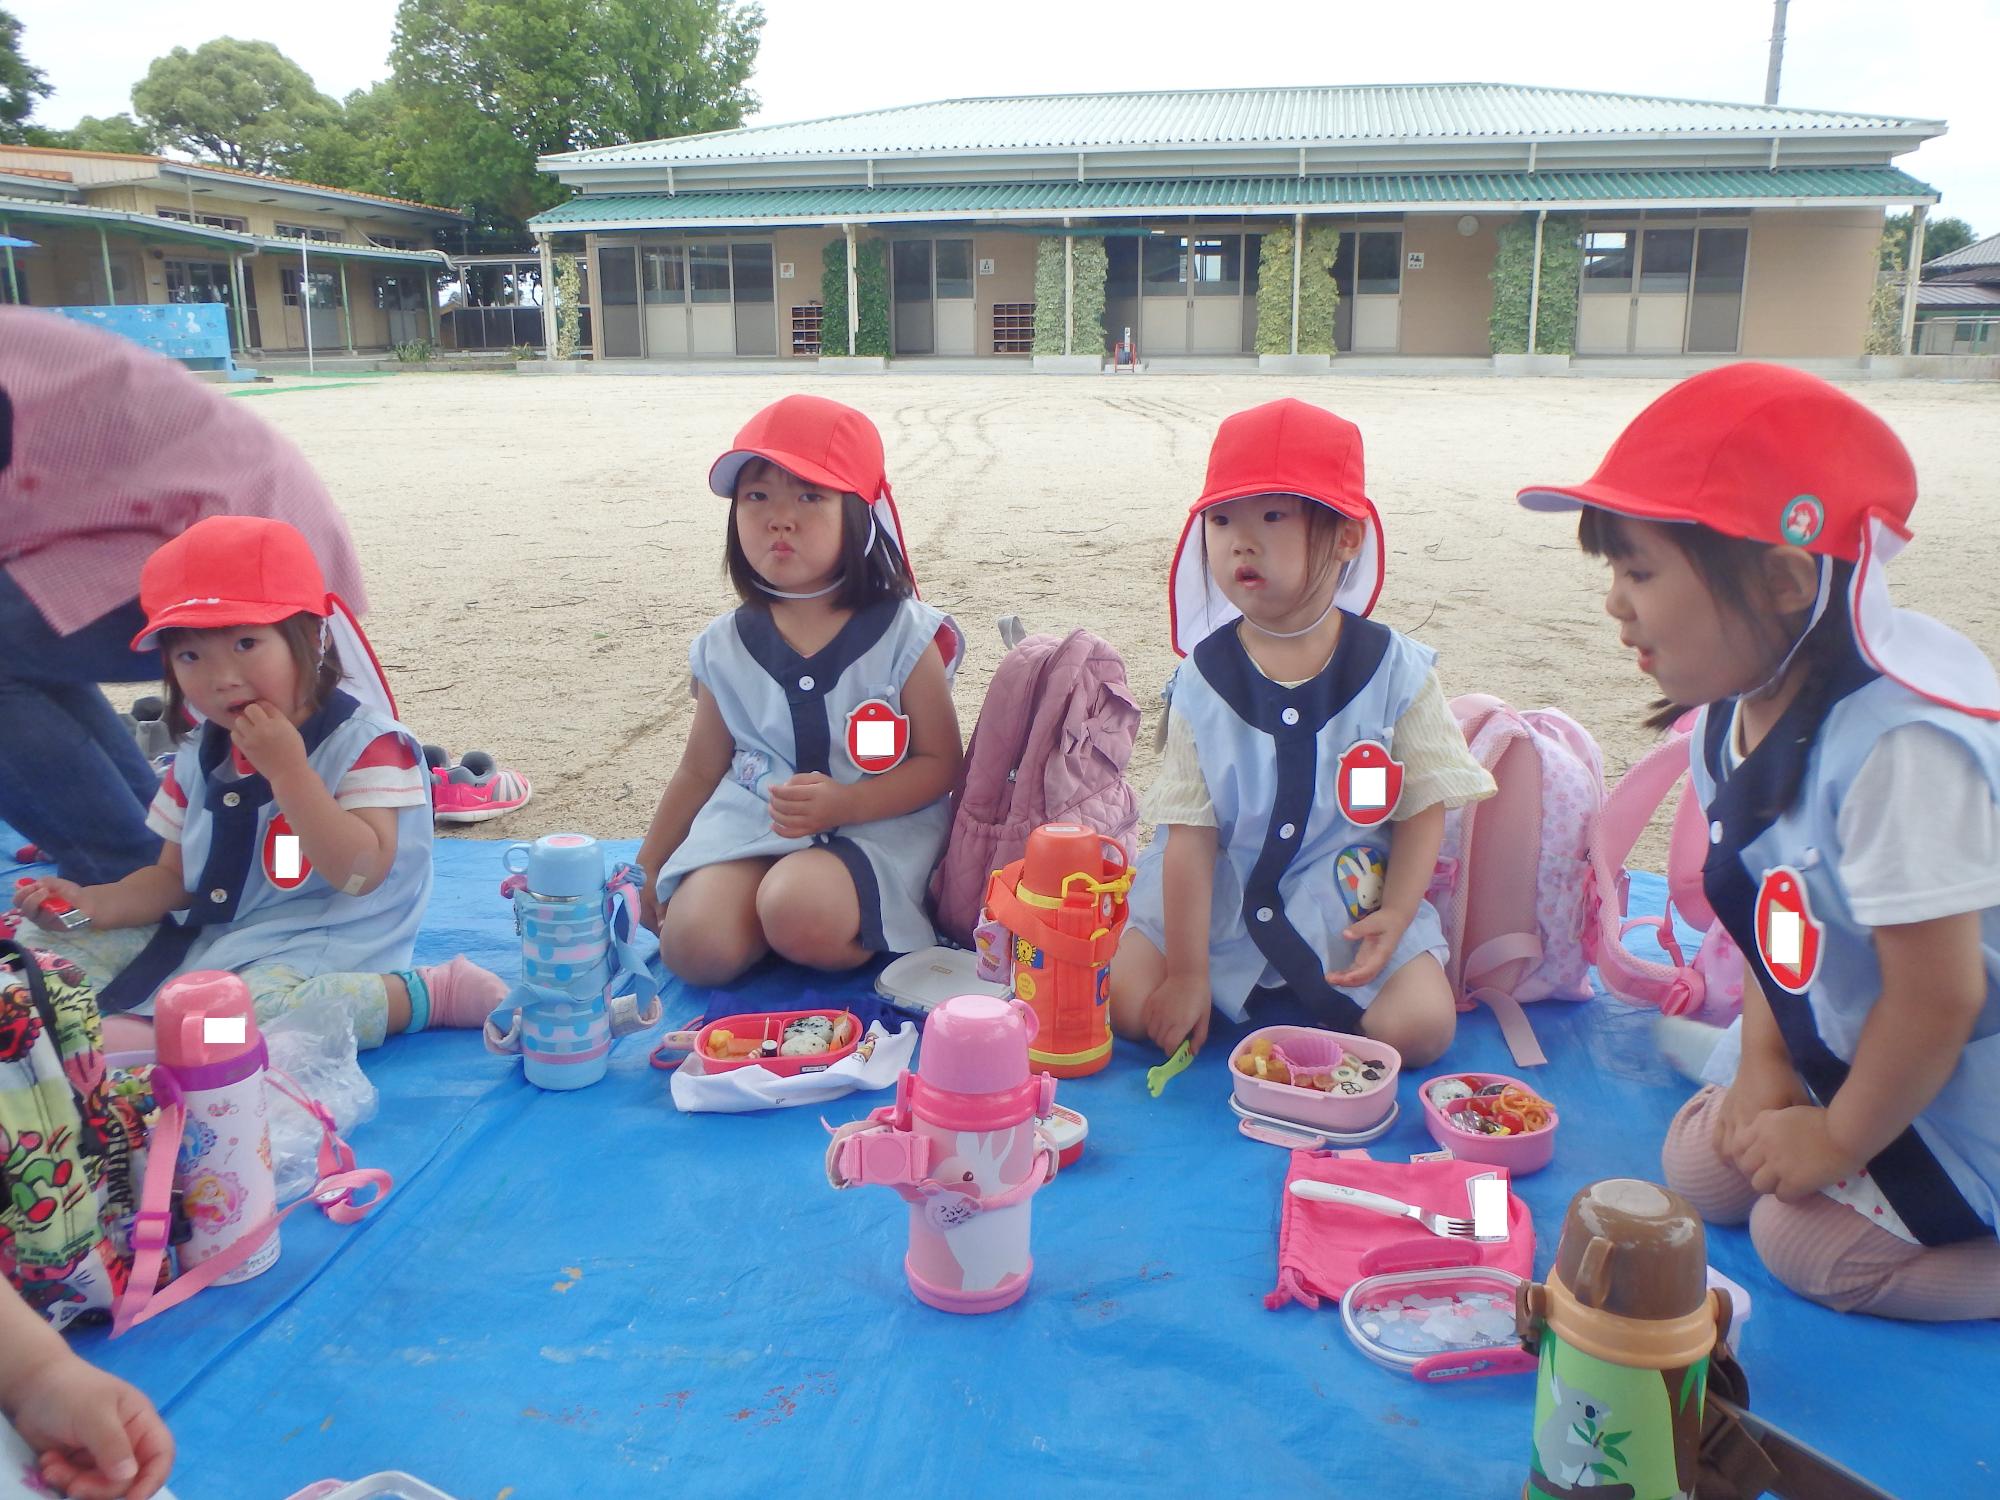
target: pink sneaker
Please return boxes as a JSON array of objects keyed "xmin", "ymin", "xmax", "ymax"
[{"xmin": 432, "ymin": 754, "xmax": 533, "ymax": 825}]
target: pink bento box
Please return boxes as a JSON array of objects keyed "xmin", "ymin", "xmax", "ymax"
[
  {"xmin": 1419, "ymin": 1071, "xmax": 1559, "ymax": 1174},
  {"xmin": 1227, "ymin": 1025, "xmax": 1401, "ymax": 1135}
]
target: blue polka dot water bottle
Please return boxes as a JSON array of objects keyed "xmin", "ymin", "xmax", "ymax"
[{"xmin": 496, "ymin": 834, "xmax": 613, "ymax": 1089}]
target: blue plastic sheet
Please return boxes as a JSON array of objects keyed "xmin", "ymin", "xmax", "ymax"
[{"xmin": 9, "ymin": 834, "xmax": 1992, "ymax": 1498}]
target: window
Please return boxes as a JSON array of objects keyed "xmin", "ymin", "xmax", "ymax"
[
  {"xmin": 165, "ymin": 260, "xmax": 232, "ymax": 304},
  {"xmin": 274, "ymin": 223, "xmax": 343, "ymax": 244},
  {"xmin": 1581, "ymin": 231, "xmax": 1633, "ymax": 291},
  {"xmin": 1142, "ymin": 235, "xmax": 1186, "ymax": 296},
  {"xmin": 1356, "ymin": 231, "xmax": 1401, "ymax": 296},
  {"xmin": 157, "ymin": 207, "xmax": 247, "ymax": 233},
  {"xmin": 1639, "ymin": 229, "xmax": 1695, "ymax": 293},
  {"xmin": 934, "ymin": 239, "xmax": 973, "ymax": 300},
  {"xmin": 642, "ymin": 246, "xmax": 685, "ymax": 303},
  {"xmin": 367, "ymin": 233, "xmax": 421, "ymax": 252},
  {"xmin": 1190, "ymin": 237, "xmax": 1242, "ymax": 297},
  {"xmin": 688, "ymin": 243, "xmax": 731, "ymax": 304},
  {"xmin": 280, "ymin": 268, "xmax": 340, "ymax": 308},
  {"xmin": 730, "ymin": 243, "xmax": 773, "ymax": 305},
  {"xmin": 1692, "ymin": 226, "xmax": 1748, "ymax": 294}
]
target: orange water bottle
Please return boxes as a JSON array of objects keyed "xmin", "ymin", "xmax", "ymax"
[{"xmin": 980, "ymin": 823, "xmax": 1132, "ymax": 1077}]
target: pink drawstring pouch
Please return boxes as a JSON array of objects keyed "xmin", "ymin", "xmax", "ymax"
[{"xmin": 1266, "ymin": 1150, "xmax": 1535, "ymax": 1310}]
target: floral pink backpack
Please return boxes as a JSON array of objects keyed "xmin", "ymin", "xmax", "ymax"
[
  {"xmin": 1586, "ymin": 715, "xmax": 1745, "ymax": 1025},
  {"xmin": 1426, "ymin": 695, "xmax": 1604, "ymax": 1067},
  {"xmin": 927, "ymin": 618, "xmax": 1141, "ymax": 948}
]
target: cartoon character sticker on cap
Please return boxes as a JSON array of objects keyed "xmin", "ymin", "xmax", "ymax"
[
  {"xmin": 846, "ymin": 698, "xmax": 909, "ymax": 775},
  {"xmin": 1755, "ymin": 865, "xmax": 1823, "ymax": 994},
  {"xmin": 1336, "ymin": 740, "xmax": 1402, "ymax": 827},
  {"xmin": 1780, "ymin": 494, "xmax": 1825, "ymax": 547}
]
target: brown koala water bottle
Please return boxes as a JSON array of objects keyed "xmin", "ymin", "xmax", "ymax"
[{"xmin": 1517, "ymin": 1179, "xmax": 1726, "ymax": 1500}]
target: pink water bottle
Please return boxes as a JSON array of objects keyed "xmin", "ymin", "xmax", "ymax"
[
  {"xmin": 825, "ymin": 995, "xmax": 1060, "ymax": 1313},
  {"xmin": 154, "ymin": 971, "xmax": 280, "ymax": 1284}
]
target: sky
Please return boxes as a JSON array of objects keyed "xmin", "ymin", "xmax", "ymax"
[{"xmin": 12, "ymin": 0, "xmax": 1998, "ymax": 236}]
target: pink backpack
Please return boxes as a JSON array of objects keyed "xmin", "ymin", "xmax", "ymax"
[
  {"xmin": 1426, "ymin": 695, "xmax": 1604, "ymax": 1067},
  {"xmin": 1586, "ymin": 717, "xmax": 1745, "ymax": 1024},
  {"xmin": 928, "ymin": 619, "xmax": 1140, "ymax": 949}
]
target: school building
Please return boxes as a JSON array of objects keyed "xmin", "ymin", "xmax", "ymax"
[
  {"xmin": 0, "ymin": 144, "xmax": 463, "ymax": 355},
  {"xmin": 527, "ymin": 82, "xmax": 1943, "ymax": 368}
]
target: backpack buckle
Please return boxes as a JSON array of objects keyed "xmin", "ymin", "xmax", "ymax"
[{"xmin": 130, "ymin": 1208, "xmax": 173, "ymax": 1253}]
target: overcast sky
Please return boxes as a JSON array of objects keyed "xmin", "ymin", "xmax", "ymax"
[{"xmin": 13, "ymin": 0, "xmax": 1997, "ymax": 235}]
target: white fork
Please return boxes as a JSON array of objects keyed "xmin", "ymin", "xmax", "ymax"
[{"xmin": 1286, "ymin": 1179, "xmax": 1477, "ymax": 1240}]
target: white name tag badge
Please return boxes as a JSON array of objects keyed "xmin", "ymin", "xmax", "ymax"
[
  {"xmin": 1767, "ymin": 909, "xmax": 1803, "ymax": 966},
  {"xmin": 274, "ymin": 834, "xmax": 303, "ymax": 881},
  {"xmin": 1350, "ymin": 767, "xmax": 1388, "ymax": 809},
  {"xmin": 855, "ymin": 719, "xmax": 897, "ymax": 759}
]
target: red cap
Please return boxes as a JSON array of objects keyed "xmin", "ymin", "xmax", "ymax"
[
  {"xmin": 709, "ymin": 394, "xmax": 889, "ymax": 504},
  {"xmin": 1515, "ymin": 363, "xmax": 1916, "ymax": 560},
  {"xmin": 131, "ymin": 515, "xmax": 331, "ymax": 650},
  {"xmin": 1169, "ymin": 399, "xmax": 1385, "ymax": 654}
]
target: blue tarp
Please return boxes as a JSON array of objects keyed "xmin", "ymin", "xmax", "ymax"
[{"xmin": 7, "ymin": 835, "xmax": 1992, "ymax": 1499}]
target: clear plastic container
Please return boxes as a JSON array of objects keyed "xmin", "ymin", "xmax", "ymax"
[{"xmin": 1340, "ymin": 1265, "xmax": 1536, "ymax": 1382}]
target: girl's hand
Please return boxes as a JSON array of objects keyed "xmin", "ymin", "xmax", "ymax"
[
  {"xmin": 230, "ymin": 702, "xmax": 310, "ymax": 783},
  {"xmin": 638, "ymin": 871, "xmax": 662, "ymax": 935},
  {"xmin": 1736, "ymin": 1104, "xmax": 1857, "ymax": 1202},
  {"xmin": 1326, "ymin": 908, "xmax": 1409, "ymax": 990},
  {"xmin": 1142, "ymin": 972, "xmax": 1211, "ymax": 1056},
  {"xmin": 1716, "ymin": 1056, "xmax": 1810, "ymax": 1167},
  {"xmin": 12, "ymin": 877, "xmax": 97, "ymax": 932},
  {"xmin": 13, "ymin": 1357, "xmax": 174, "ymax": 1500},
  {"xmin": 768, "ymin": 773, "xmax": 849, "ymax": 840}
]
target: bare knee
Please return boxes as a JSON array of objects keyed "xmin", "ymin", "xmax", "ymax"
[
  {"xmin": 1362, "ymin": 1005, "xmax": 1454, "ymax": 1068},
  {"xmin": 756, "ymin": 867, "xmax": 867, "ymax": 971},
  {"xmin": 660, "ymin": 901, "xmax": 763, "ymax": 987},
  {"xmin": 1107, "ymin": 932, "xmax": 1166, "ymax": 1041}
]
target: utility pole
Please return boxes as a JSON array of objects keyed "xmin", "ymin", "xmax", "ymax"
[{"xmin": 1765, "ymin": 0, "xmax": 1789, "ymax": 105}]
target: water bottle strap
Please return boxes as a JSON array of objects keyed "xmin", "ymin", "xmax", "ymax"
[{"xmin": 112, "ymin": 1075, "xmax": 393, "ymax": 1336}]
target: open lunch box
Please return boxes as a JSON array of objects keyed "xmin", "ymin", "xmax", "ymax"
[
  {"xmin": 1419, "ymin": 1070, "xmax": 1559, "ymax": 1174},
  {"xmin": 650, "ymin": 1007, "xmax": 863, "ymax": 1076},
  {"xmin": 1340, "ymin": 1265, "xmax": 1535, "ymax": 1382},
  {"xmin": 1228, "ymin": 1025, "xmax": 1402, "ymax": 1147}
]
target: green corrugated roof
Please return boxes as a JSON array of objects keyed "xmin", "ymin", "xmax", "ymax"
[
  {"xmin": 531, "ymin": 167, "xmax": 1933, "ymax": 229},
  {"xmin": 544, "ymin": 84, "xmax": 1941, "ymax": 168}
]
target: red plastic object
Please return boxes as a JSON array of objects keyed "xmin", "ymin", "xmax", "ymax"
[{"xmin": 650, "ymin": 1008, "xmax": 862, "ymax": 1077}]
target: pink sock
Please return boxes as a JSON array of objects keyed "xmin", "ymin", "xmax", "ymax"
[{"xmin": 415, "ymin": 956, "xmax": 510, "ymax": 1029}]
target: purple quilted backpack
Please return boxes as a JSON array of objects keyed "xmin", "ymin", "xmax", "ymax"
[{"xmin": 927, "ymin": 618, "xmax": 1141, "ymax": 948}]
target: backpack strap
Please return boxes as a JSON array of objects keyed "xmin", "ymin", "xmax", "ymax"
[
  {"xmin": 603, "ymin": 862, "xmax": 663, "ymax": 1031},
  {"xmin": 1586, "ymin": 728, "xmax": 1710, "ymax": 1015},
  {"xmin": 112, "ymin": 1068, "xmax": 392, "ymax": 1337}
]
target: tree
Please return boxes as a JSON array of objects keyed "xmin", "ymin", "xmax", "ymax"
[
  {"xmin": 132, "ymin": 37, "xmax": 340, "ymax": 174},
  {"xmin": 1882, "ymin": 211, "xmax": 1978, "ymax": 273},
  {"xmin": 390, "ymin": 0, "xmax": 762, "ymax": 232},
  {"xmin": 61, "ymin": 113, "xmax": 155, "ymax": 154},
  {"xmin": 0, "ymin": 6, "xmax": 52, "ymax": 144},
  {"xmin": 293, "ymin": 83, "xmax": 416, "ymax": 199}
]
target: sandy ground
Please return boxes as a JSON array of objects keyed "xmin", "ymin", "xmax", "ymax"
[{"xmin": 231, "ymin": 370, "xmax": 2000, "ymax": 872}]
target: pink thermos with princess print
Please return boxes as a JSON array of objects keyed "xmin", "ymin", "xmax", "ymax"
[
  {"xmin": 154, "ymin": 971, "xmax": 280, "ymax": 1283},
  {"xmin": 825, "ymin": 995, "xmax": 1060, "ymax": 1313}
]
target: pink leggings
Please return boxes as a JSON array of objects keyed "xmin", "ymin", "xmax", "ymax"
[{"xmin": 1662, "ymin": 1086, "xmax": 2000, "ymax": 1322}]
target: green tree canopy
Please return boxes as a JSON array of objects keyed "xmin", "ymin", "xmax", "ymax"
[
  {"xmin": 0, "ymin": 6, "xmax": 53, "ymax": 144},
  {"xmin": 293, "ymin": 82, "xmax": 416, "ymax": 200},
  {"xmin": 1883, "ymin": 211, "xmax": 1979, "ymax": 272},
  {"xmin": 389, "ymin": 0, "xmax": 762, "ymax": 231},
  {"xmin": 58, "ymin": 113, "xmax": 155, "ymax": 154},
  {"xmin": 132, "ymin": 37, "xmax": 340, "ymax": 173}
]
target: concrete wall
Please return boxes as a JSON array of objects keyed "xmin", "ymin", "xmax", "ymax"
[
  {"xmin": 974, "ymin": 232, "xmax": 1038, "ymax": 355},
  {"xmin": 1398, "ymin": 212, "xmax": 1504, "ymax": 356},
  {"xmin": 1738, "ymin": 208, "xmax": 1883, "ymax": 358}
]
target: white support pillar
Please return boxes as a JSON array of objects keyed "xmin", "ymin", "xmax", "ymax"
[
  {"xmin": 228, "ymin": 254, "xmax": 249, "ymax": 350},
  {"xmin": 537, "ymin": 234, "xmax": 556, "ymax": 362},
  {"xmin": 1528, "ymin": 209, "xmax": 1548, "ymax": 355},
  {"xmin": 426, "ymin": 258, "xmax": 440, "ymax": 350},
  {"xmin": 338, "ymin": 259, "xmax": 354, "ymax": 354},
  {"xmin": 98, "ymin": 226, "xmax": 117, "ymax": 305},
  {"xmin": 1063, "ymin": 219, "xmax": 1075, "ymax": 356},
  {"xmin": 301, "ymin": 239, "xmax": 315, "ymax": 374},
  {"xmin": 1900, "ymin": 204, "xmax": 1927, "ymax": 356},
  {"xmin": 844, "ymin": 224, "xmax": 858, "ymax": 355},
  {"xmin": 1289, "ymin": 212, "xmax": 1304, "ymax": 355}
]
